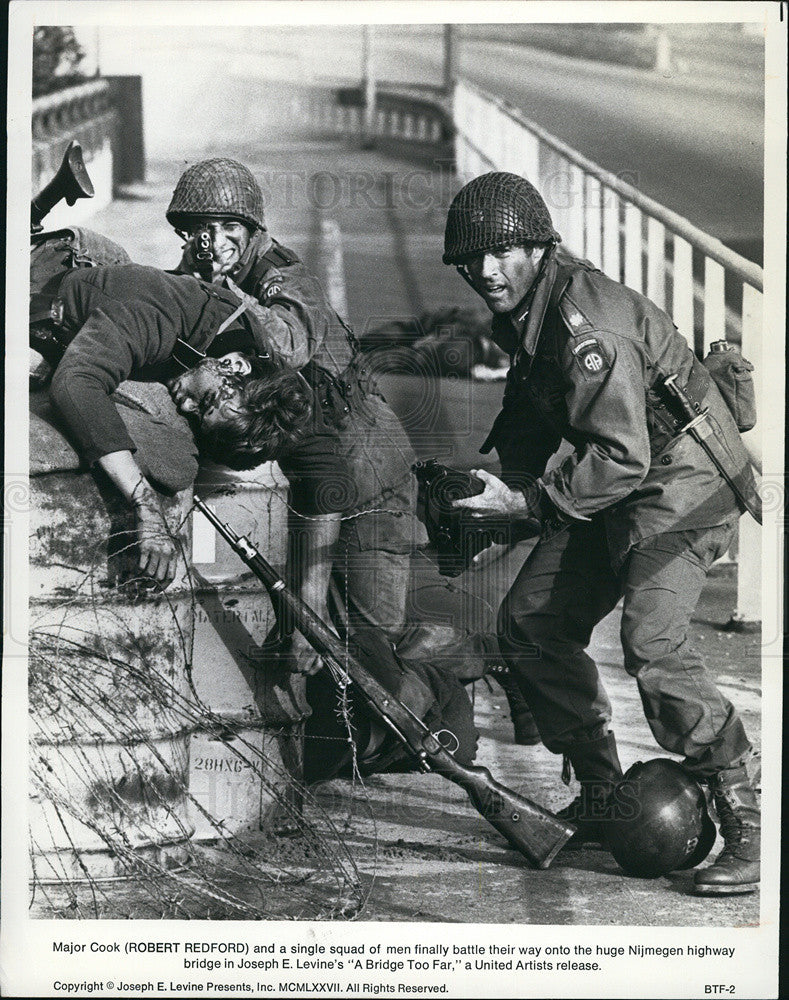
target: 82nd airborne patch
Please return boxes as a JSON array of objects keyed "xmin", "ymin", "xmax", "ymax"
[{"xmin": 571, "ymin": 337, "xmax": 611, "ymax": 379}]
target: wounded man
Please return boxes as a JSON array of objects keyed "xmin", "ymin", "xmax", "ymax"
[{"xmin": 29, "ymin": 237, "xmax": 478, "ymax": 781}]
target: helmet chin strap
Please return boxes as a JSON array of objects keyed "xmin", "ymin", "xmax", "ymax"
[{"xmin": 455, "ymin": 263, "xmax": 476, "ymax": 290}]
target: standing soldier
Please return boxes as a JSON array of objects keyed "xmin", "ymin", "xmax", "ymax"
[
  {"xmin": 165, "ymin": 157, "xmax": 424, "ymax": 672},
  {"xmin": 444, "ymin": 171, "xmax": 760, "ymax": 895}
]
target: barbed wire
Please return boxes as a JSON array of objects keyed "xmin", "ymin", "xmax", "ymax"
[{"xmin": 29, "ymin": 523, "xmax": 377, "ymax": 921}]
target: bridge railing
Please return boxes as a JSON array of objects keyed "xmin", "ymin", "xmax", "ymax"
[
  {"xmin": 32, "ymin": 79, "xmax": 117, "ymax": 227},
  {"xmin": 454, "ymin": 79, "xmax": 764, "ymax": 623},
  {"xmin": 291, "ymin": 82, "xmax": 453, "ymax": 160}
]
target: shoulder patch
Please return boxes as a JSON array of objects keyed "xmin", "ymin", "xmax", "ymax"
[
  {"xmin": 260, "ymin": 272, "xmax": 284, "ymax": 301},
  {"xmin": 573, "ymin": 338, "xmax": 611, "ymax": 379}
]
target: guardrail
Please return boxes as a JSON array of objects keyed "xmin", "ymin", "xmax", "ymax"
[
  {"xmin": 454, "ymin": 79, "xmax": 763, "ymax": 624},
  {"xmin": 32, "ymin": 79, "xmax": 117, "ymax": 225},
  {"xmin": 294, "ymin": 83, "xmax": 452, "ymax": 152}
]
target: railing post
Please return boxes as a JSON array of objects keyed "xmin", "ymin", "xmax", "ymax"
[
  {"xmin": 646, "ymin": 217, "xmax": 666, "ymax": 310},
  {"xmin": 703, "ymin": 257, "xmax": 726, "ymax": 351},
  {"xmin": 672, "ymin": 235, "xmax": 694, "ymax": 344},
  {"xmin": 361, "ymin": 25, "xmax": 377, "ymax": 149},
  {"xmin": 739, "ymin": 284, "xmax": 763, "ymax": 474},
  {"xmin": 565, "ymin": 162, "xmax": 585, "ymax": 255},
  {"xmin": 734, "ymin": 513, "xmax": 763, "ymax": 625},
  {"xmin": 602, "ymin": 187, "xmax": 621, "ymax": 282},
  {"xmin": 443, "ymin": 25, "xmax": 456, "ymax": 95},
  {"xmin": 624, "ymin": 202, "xmax": 643, "ymax": 293},
  {"xmin": 584, "ymin": 175, "xmax": 603, "ymax": 268}
]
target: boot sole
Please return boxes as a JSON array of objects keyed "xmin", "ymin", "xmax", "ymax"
[{"xmin": 693, "ymin": 882, "xmax": 759, "ymax": 896}]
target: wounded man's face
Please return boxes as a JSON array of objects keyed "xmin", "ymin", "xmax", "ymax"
[{"xmin": 168, "ymin": 354, "xmax": 249, "ymax": 432}]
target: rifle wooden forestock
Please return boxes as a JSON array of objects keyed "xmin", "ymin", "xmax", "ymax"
[{"xmin": 193, "ymin": 496, "xmax": 576, "ymax": 869}]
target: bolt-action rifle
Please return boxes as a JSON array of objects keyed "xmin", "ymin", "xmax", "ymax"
[
  {"xmin": 193, "ymin": 495, "xmax": 576, "ymax": 869},
  {"xmin": 193, "ymin": 226, "xmax": 215, "ymax": 281}
]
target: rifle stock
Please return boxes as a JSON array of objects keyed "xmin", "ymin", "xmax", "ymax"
[{"xmin": 193, "ymin": 496, "xmax": 576, "ymax": 868}]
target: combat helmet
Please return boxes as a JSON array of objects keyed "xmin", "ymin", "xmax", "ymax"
[
  {"xmin": 605, "ymin": 759, "xmax": 717, "ymax": 878},
  {"xmin": 443, "ymin": 171, "xmax": 561, "ymax": 265},
  {"xmin": 166, "ymin": 158, "xmax": 266, "ymax": 232}
]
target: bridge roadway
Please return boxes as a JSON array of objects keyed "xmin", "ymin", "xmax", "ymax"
[
  {"xmin": 86, "ymin": 127, "xmax": 761, "ymax": 927},
  {"xmin": 93, "ymin": 23, "xmax": 765, "ymax": 263}
]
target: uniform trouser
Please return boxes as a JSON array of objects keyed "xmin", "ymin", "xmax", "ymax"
[
  {"xmin": 496, "ymin": 517, "xmax": 752, "ymax": 777},
  {"xmin": 329, "ymin": 541, "xmax": 411, "ymax": 642},
  {"xmin": 304, "ymin": 654, "xmax": 478, "ymax": 783}
]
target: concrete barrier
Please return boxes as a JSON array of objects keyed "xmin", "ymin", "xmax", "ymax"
[
  {"xmin": 188, "ymin": 461, "xmax": 307, "ymax": 841},
  {"xmin": 29, "ymin": 403, "xmax": 195, "ymax": 879}
]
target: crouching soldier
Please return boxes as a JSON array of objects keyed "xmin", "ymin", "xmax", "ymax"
[
  {"xmin": 442, "ymin": 171, "xmax": 760, "ymax": 895},
  {"xmin": 164, "ymin": 157, "xmax": 537, "ymax": 742},
  {"xmin": 29, "ymin": 254, "xmax": 478, "ymax": 781}
]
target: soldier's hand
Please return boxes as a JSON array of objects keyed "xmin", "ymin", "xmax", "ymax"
[
  {"xmin": 280, "ymin": 630, "xmax": 324, "ymax": 676},
  {"xmin": 134, "ymin": 499, "xmax": 179, "ymax": 587},
  {"xmin": 453, "ymin": 469, "xmax": 530, "ymax": 518}
]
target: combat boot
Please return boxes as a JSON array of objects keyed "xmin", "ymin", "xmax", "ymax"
[
  {"xmin": 694, "ymin": 765, "xmax": 760, "ymax": 895},
  {"xmin": 556, "ymin": 732, "xmax": 623, "ymax": 847},
  {"xmin": 487, "ymin": 663, "xmax": 541, "ymax": 745}
]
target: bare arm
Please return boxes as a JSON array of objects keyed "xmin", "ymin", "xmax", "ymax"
[{"xmin": 97, "ymin": 450, "xmax": 179, "ymax": 587}]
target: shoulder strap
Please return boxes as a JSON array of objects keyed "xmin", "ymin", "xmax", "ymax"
[{"xmin": 248, "ymin": 239, "xmax": 302, "ymax": 297}]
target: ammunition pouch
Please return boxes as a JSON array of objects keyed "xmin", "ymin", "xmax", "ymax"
[
  {"xmin": 703, "ymin": 345, "xmax": 757, "ymax": 432},
  {"xmin": 29, "ymin": 293, "xmax": 77, "ymax": 367}
]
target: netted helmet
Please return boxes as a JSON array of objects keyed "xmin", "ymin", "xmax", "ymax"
[
  {"xmin": 166, "ymin": 158, "xmax": 266, "ymax": 232},
  {"xmin": 443, "ymin": 172, "xmax": 560, "ymax": 265},
  {"xmin": 605, "ymin": 759, "xmax": 716, "ymax": 878}
]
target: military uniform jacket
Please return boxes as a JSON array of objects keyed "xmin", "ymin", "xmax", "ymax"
[
  {"xmin": 49, "ymin": 265, "xmax": 251, "ymax": 464},
  {"xmin": 178, "ymin": 231, "xmax": 355, "ymax": 376},
  {"xmin": 484, "ymin": 250, "xmax": 758, "ymax": 568},
  {"xmin": 176, "ymin": 235, "xmax": 427, "ymax": 553}
]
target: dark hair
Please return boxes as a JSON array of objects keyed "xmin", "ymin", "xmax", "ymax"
[{"xmin": 199, "ymin": 363, "xmax": 313, "ymax": 470}]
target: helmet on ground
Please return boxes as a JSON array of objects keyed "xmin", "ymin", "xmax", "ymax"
[
  {"xmin": 605, "ymin": 758, "xmax": 716, "ymax": 878},
  {"xmin": 166, "ymin": 158, "xmax": 266, "ymax": 232},
  {"xmin": 443, "ymin": 171, "xmax": 561, "ymax": 265}
]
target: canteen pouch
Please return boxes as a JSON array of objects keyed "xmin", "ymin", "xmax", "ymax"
[{"xmin": 702, "ymin": 341, "xmax": 757, "ymax": 432}]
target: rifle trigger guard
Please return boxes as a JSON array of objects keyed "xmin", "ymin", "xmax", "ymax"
[{"xmin": 432, "ymin": 728, "xmax": 460, "ymax": 755}]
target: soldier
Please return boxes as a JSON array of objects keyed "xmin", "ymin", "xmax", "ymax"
[
  {"xmin": 31, "ymin": 255, "xmax": 479, "ymax": 781},
  {"xmin": 444, "ymin": 171, "xmax": 761, "ymax": 895},
  {"xmin": 165, "ymin": 158, "xmax": 425, "ymax": 672},
  {"xmin": 163, "ymin": 158, "xmax": 539, "ymax": 742},
  {"xmin": 31, "ymin": 255, "xmax": 307, "ymax": 586}
]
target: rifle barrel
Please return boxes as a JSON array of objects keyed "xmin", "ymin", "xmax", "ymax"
[{"xmin": 192, "ymin": 497, "xmax": 576, "ymax": 867}]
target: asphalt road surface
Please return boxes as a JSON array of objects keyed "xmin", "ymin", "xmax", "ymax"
[
  {"xmin": 350, "ymin": 27, "xmax": 765, "ymax": 262},
  {"xmin": 93, "ymin": 24, "xmax": 765, "ymax": 262}
]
